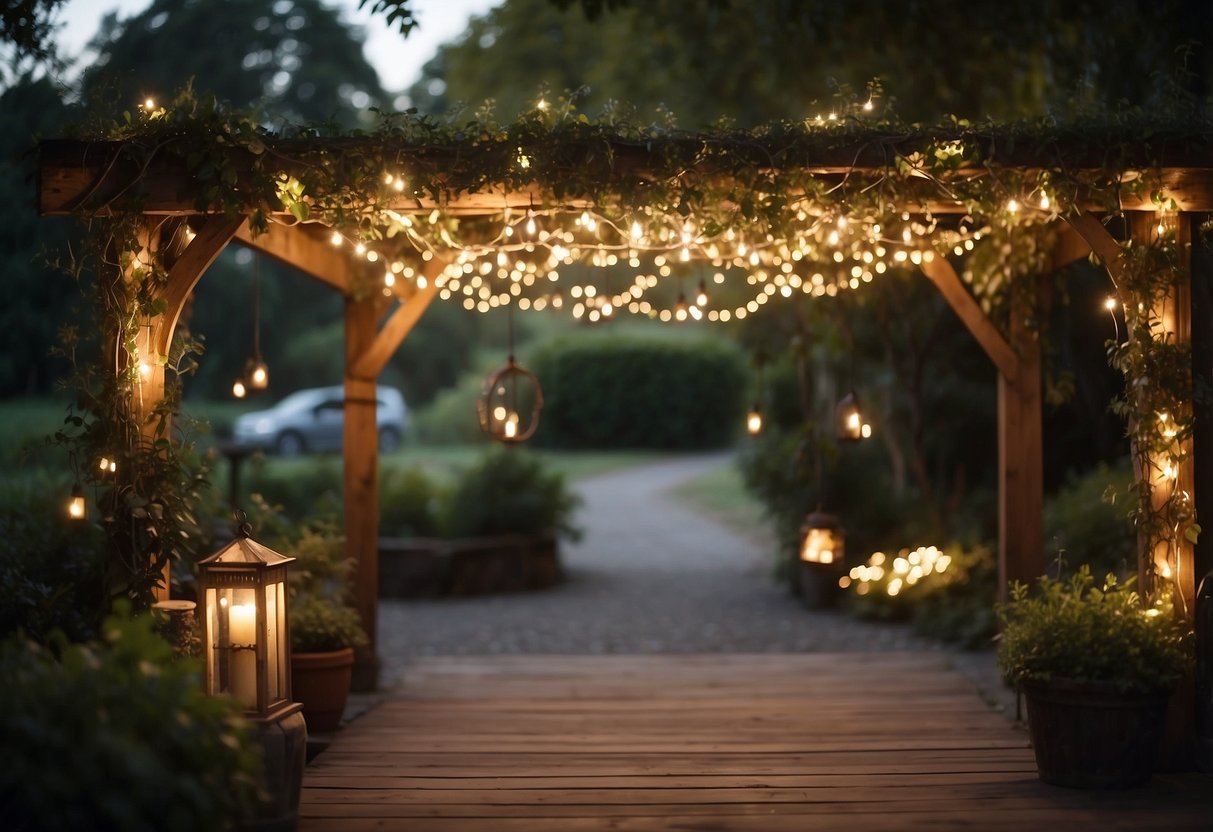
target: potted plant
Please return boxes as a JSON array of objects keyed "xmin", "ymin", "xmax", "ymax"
[
  {"xmin": 284, "ymin": 519, "xmax": 368, "ymax": 733},
  {"xmin": 997, "ymin": 565, "xmax": 1193, "ymax": 788}
]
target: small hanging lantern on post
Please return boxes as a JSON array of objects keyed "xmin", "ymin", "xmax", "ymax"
[
  {"xmin": 197, "ymin": 514, "xmax": 296, "ymax": 718},
  {"xmin": 477, "ymin": 304, "xmax": 543, "ymax": 443},
  {"xmin": 67, "ymin": 482, "xmax": 86, "ymax": 521},
  {"xmin": 835, "ymin": 391, "xmax": 872, "ymax": 441}
]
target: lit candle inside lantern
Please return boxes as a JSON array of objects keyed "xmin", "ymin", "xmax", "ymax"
[
  {"xmin": 504, "ymin": 415, "xmax": 518, "ymax": 439},
  {"xmin": 229, "ymin": 603, "xmax": 257, "ymax": 709}
]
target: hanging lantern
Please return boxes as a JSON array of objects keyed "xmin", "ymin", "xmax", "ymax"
[
  {"xmin": 800, "ymin": 509, "xmax": 845, "ymax": 566},
  {"xmin": 836, "ymin": 391, "xmax": 872, "ymax": 441},
  {"xmin": 67, "ymin": 483, "xmax": 86, "ymax": 521},
  {"xmin": 246, "ymin": 356, "xmax": 270, "ymax": 391},
  {"xmin": 197, "ymin": 517, "xmax": 295, "ymax": 718},
  {"xmin": 746, "ymin": 404, "xmax": 764, "ymax": 436},
  {"xmin": 477, "ymin": 357, "xmax": 544, "ymax": 443}
]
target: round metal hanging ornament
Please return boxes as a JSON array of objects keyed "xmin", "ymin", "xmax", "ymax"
[{"xmin": 478, "ymin": 357, "xmax": 544, "ymax": 443}]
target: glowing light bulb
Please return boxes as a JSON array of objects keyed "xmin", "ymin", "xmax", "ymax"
[
  {"xmin": 232, "ymin": 379, "xmax": 247, "ymax": 399},
  {"xmin": 138, "ymin": 360, "xmax": 153, "ymax": 380},
  {"xmin": 536, "ymin": 98, "xmax": 548, "ymax": 111},
  {"xmin": 630, "ymin": 220, "xmax": 643, "ymax": 241},
  {"xmin": 863, "ymin": 99, "xmax": 873, "ymax": 111},
  {"xmin": 1104, "ymin": 296, "xmax": 1118, "ymax": 311},
  {"xmin": 330, "ymin": 231, "xmax": 343, "ymax": 246},
  {"xmin": 384, "ymin": 272, "xmax": 396, "ymax": 288},
  {"xmin": 504, "ymin": 415, "xmax": 518, "ymax": 439},
  {"xmin": 1007, "ymin": 198, "xmax": 1020, "ymax": 214},
  {"xmin": 1039, "ymin": 193, "xmax": 1051, "ymax": 210},
  {"xmin": 526, "ymin": 216, "xmax": 537, "ymax": 236},
  {"xmin": 144, "ymin": 97, "xmax": 155, "ymax": 110},
  {"xmin": 354, "ymin": 242, "xmax": 366, "ymax": 256},
  {"xmin": 746, "ymin": 407, "xmax": 763, "ymax": 436},
  {"xmin": 861, "ymin": 423, "xmax": 872, "ymax": 439},
  {"xmin": 67, "ymin": 485, "xmax": 86, "ymax": 520}
]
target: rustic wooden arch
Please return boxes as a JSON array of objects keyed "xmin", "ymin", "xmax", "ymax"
[{"xmin": 38, "ymin": 141, "xmax": 1211, "ymax": 692}]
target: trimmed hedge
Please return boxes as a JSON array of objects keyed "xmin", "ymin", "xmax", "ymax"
[{"xmin": 532, "ymin": 335, "xmax": 746, "ymax": 449}]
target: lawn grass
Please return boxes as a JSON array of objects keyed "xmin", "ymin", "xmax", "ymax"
[{"xmin": 667, "ymin": 455, "xmax": 774, "ymax": 544}]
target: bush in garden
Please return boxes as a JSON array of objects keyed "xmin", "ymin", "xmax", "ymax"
[
  {"xmin": 0, "ymin": 477, "xmax": 107, "ymax": 643},
  {"xmin": 442, "ymin": 446, "xmax": 582, "ymax": 541},
  {"xmin": 245, "ymin": 457, "xmax": 342, "ymax": 521},
  {"xmin": 531, "ymin": 335, "xmax": 746, "ymax": 449},
  {"xmin": 844, "ymin": 543, "xmax": 998, "ymax": 647},
  {"xmin": 0, "ymin": 607, "xmax": 262, "ymax": 831},
  {"xmin": 379, "ymin": 464, "xmax": 444, "ymax": 537},
  {"xmin": 1043, "ymin": 458, "xmax": 1135, "ymax": 579}
]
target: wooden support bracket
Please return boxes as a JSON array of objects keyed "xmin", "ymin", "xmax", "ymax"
[{"xmin": 919, "ymin": 256, "xmax": 1020, "ymax": 380}]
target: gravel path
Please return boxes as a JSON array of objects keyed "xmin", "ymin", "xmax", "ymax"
[{"xmin": 376, "ymin": 452, "xmax": 940, "ymax": 685}]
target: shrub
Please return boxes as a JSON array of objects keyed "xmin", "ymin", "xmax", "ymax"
[
  {"xmin": 1043, "ymin": 459, "xmax": 1136, "ymax": 579},
  {"xmin": 0, "ymin": 477, "xmax": 107, "ymax": 643},
  {"xmin": 0, "ymin": 607, "xmax": 262, "ymax": 831},
  {"xmin": 289, "ymin": 593, "xmax": 368, "ymax": 652},
  {"xmin": 411, "ymin": 370, "xmax": 490, "ymax": 444},
  {"xmin": 998, "ymin": 567, "xmax": 1192, "ymax": 693},
  {"xmin": 442, "ymin": 447, "xmax": 582, "ymax": 541},
  {"xmin": 245, "ymin": 457, "xmax": 342, "ymax": 521},
  {"xmin": 845, "ymin": 543, "xmax": 997, "ymax": 648},
  {"xmin": 531, "ymin": 335, "xmax": 746, "ymax": 449},
  {"xmin": 379, "ymin": 465, "xmax": 443, "ymax": 537}
]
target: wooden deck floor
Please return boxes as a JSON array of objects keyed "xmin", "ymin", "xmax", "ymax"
[{"xmin": 300, "ymin": 653, "xmax": 1212, "ymax": 831}]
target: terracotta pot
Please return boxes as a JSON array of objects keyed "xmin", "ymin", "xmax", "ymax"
[
  {"xmin": 291, "ymin": 647, "xmax": 354, "ymax": 733},
  {"xmin": 1022, "ymin": 678, "xmax": 1171, "ymax": 789}
]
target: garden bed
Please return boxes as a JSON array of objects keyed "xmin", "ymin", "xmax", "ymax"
[{"xmin": 379, "ymin": 534, "xmax": 563, "ymax": 597}]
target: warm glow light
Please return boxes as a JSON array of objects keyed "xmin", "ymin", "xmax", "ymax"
[
  {"xmin": 1104, "ymin": 296, "xmax": 1118, "ymax": 311},
  {"xmin": 536, "ymin": 98, "xmax": 548, "ymax": 111},
  {"xmin": 1039, "ymin": 193, "xmax": 1050, "ymax": 210},
  {"xmin": 847, "ymin": 412, "xmax": 861, "ymax": 431},
  {"xmin": 138, "ymin": 360, "xmax": 153, "ymax": 380},
  {"xmin": 504, "ymin": 417, "xmax": 518, "ymax": 439},
  {"xmin": 746, "ymin": 407, "xmax": 763, "ymax": 436},
  {"xmin": 860, "ymin": 423, "xmax": 872, "ymax": 439},
  {"xmin": 67, "ymin": 486, "xmax": 86, "ymax": 521},
  {"xmin": 1007, "ymin": 198, "xmax": 1020, "ymax": 213},
  {"xmin": 250, "ymin": 363, "xmax": 268, "ymax": 389},
  {"xmin": 330, "ymin": 231, "xmax": 343, "ymax": 246},
  {"xmin": 144, "ymin": 97, "xmax": 155, "ymax": 110},
  {"xmin": 232, "ymin": 378, "xmax": 247, "ymax": 399}
]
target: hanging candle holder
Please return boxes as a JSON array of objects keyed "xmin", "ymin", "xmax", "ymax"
[
  {"xmin": 477, "ymin": 356, "xmax": 543, "ymax": 443},
  {"xmin": 477, "ymin": 304, "xmax": 542, "ymax": 443}
]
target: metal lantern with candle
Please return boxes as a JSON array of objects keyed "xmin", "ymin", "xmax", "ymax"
[
  {"xmin": 197, "ymin": 514, "xmax": 306, "ymax": 830},
  {"xmin": 797, "ymin": 508, "xmax": 846, "ymax": 608},
  {"xmin": 835, "ymin": 391, "xmax": 872, "ymax": 441},
  {"xmin": 197, "ymin": 519, "xmax": 295, "ymax": 716},
  {"xmin": 477, "ymin": 356, "xmax": 543, "ymax": 443}
]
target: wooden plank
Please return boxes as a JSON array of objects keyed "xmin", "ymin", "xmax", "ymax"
[
  {"xmin": 297, "ymin": 654, "xmax": 1211, "ymax": 830},
  {"xmin": 37, "ymin": 138, "xmax": 1213, "ymax": 216}
]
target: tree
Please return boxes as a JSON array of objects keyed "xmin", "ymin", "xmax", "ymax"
[
  {"xmin": 0, "ymin": 74, "xmax": 75, "ymax": 396},
  {"xmin": 409, "ymin": 0, "xmax": 1212, "ymax": 125},
  {"xmin": 80, "ymin": 0, "xmax": 386, "ymax": 127}
]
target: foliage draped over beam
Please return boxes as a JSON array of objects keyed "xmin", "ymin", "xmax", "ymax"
[{"xmin": 41, "ymin": 88, "xmax": 1204, "ymax": 610}]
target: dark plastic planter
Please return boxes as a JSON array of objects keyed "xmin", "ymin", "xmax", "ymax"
[{"xmin": 1022, "ymin": 678, "xmax": 1171, "ymax": 788}]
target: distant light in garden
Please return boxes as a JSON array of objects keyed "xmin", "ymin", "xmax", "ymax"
[{"xmin": 67, "ymin": 483, "xmax": 86, "ymax": 521}]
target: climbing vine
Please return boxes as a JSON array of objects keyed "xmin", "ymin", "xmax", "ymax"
[{"xmin": 53, "ymin": 83, "xmax": 1210, "ymax": 607}]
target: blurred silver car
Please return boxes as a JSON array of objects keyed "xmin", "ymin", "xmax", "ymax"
[{"xmin": 233, "ymin": 385, "xmax": 408, "ymax": 455}]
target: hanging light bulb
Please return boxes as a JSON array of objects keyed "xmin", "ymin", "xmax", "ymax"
[
  {"xmin": 232, "ymin": 378, "xmax": 248, "ymax": 399},
  {"xmin": 98, "ymin": 456, "xmax": 117, "ymax": 475},
  {"xmin": 696, "ymin": 279, "xmax": 709, "ymax": 307},
  {"xmin": 67, "ymin": 483, "xmax": 86, "ymax": 521},
  {"xmin": 243, "ymin": 251, "xmax": 269, "ymax": 392},
  {"xmin": 248, "ymin": 359, "xmax": 269, "ymax": 391},
  {"xmin": 746, "ymin": 405, "xmax": 764, "ymax": 436},
  {"xmin": 674, "ymin": 292, "xmax": 690, "ymax": 322}
]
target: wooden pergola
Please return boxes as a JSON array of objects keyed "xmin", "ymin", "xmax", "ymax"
[{"xmin": 37, "ymin": 137, "xmax": 1213, "ymax": 691}]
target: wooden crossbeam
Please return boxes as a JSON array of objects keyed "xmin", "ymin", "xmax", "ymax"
[
  {"xmin": 154, "ymin": 216, "xmax": 246, "ymax": 357},
  {"xmin": 918, "ymin": 256, "xmax": 1019, "ymax": 380},
  {"xmin": 234, "ymin": 221, "xmax": 352, "ymax": 292},
  {"xmin": 348, "ymin": 281, "xmax": 440, "ymax": 380}
]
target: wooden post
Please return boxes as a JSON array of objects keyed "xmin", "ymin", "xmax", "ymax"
[
  {"xmin": 999, "ymin": 279, "xmax": 1046, "ymax": 596},
  {"xmin": 345, "ymin": 296, "xmax": 381, "ymax": 692},
  {"xmin": 920, "ymin": 256, "xmax": 1042, "ymax": 599}
]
